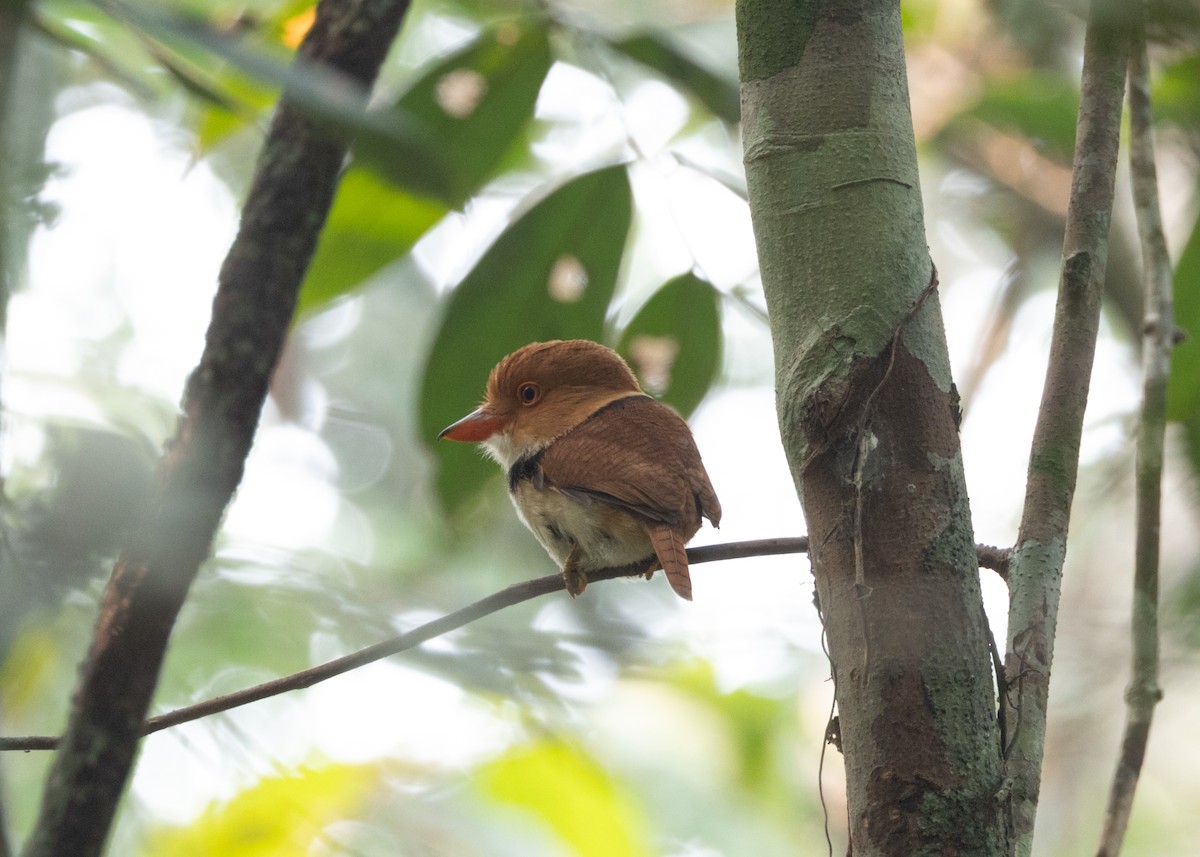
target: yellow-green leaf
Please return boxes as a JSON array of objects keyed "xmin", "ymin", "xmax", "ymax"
[
  {"xmin": 481, "ymin": 741, "xmax": 652, "ymax": 857},
  {"xmin": 0, "ymin": 625, "xmax": 63, "ymax": 718},
  {"xmin": 298, "ymin": 167, "xmax": 446, "ymax": 313},
  {"xmin": 143, "ymin": 763, "xmax": 380, "ymax": 857}
]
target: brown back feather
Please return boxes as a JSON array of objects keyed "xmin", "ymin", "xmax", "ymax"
[{"xmin": 538, "ymin": 396, "xmax": 721, "ymax": 530}]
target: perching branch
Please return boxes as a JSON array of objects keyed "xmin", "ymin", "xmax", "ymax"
[
  {"xmin": 1002, "ymin": 0, "xmax": 1131, "ymax": 852},
  {"xmin": 0, "ymin": 537, "xmax": 1012, "ymax": 753},
  {"xmin": 1096, "ymin": 24, "xmax": 1171, "ymax": 857},
  {"xmin": 19, "ymin": 2, "xmax": 414, "ymax": 856}
]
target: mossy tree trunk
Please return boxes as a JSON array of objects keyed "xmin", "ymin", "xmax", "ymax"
[{"xmin": 736, "ymin": 1, "xmax": 1006, "ymax": 853}]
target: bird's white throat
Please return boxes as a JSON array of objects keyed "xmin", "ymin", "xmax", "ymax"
[{"xmin": 482, "ymin": 430, "xmax": 548, "ymax": 471}]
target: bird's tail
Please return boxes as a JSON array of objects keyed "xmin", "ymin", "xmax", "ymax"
[{"xmin": 647, "ymin": 523, "xmax": 692, "ymax": 601}]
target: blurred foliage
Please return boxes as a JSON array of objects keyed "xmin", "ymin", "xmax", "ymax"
[
  {"xmin": 142, "ymin": 762, "xmax": 383, "ymax": 856},
  {"xmin": 1154, "ymin": 53, "xmax": 1200, "ymax": 126},
  {"xmin": 609, "ymin": 31, "xmax": 740, "ymax": 124},
  {"xmin": 376, "ymin": 21, "xmax": 551, "ymax": 206},
  {"xmin": 952, "ymin": 70, "xmax": 1080, "ymax": 160},
  {"xmin": 299, "ymin": 166, "xmax": 445, "ymax": 313},
  {"xmin": 617, "ymin": 271, "xmax": 722, "ymax": 416},
  {"xmin": 1166, "ymin": 211, "xmax": 1200, "ymax": 468},
  {"xmin": 0, "ymin": 0, "xmax": 1199, "ymax": 855},
  {"xmin": 480, "ymin": 741, "xmax": 654, "ymax": 857}
]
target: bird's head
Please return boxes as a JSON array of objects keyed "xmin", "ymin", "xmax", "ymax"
[{"xmin": 438, "ymin": 340, "xmax": 643, "ymax": 469}]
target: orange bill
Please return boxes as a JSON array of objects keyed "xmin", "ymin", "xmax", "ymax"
[{"xmin": 438, "ymin": 408, "xmax": 504, "ymax": 442}]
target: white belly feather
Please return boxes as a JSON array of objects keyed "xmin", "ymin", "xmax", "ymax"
[{"xmin": 510, "ymin": 480, "xmax": 654, "ymax": 572}]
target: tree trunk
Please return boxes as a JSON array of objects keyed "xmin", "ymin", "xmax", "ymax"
[{"xmin": 736, "ymin": 1, "xmax": 1005, "ymax": 853}]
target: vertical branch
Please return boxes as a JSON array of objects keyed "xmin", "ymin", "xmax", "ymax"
[
  {"xmin": 1002, "ymin": 0, "xmax": 1131, "ymax": 852},
  {"xmin": 1095, "ymin": 22, "xmax": 1170, "ymax": 857},
  {"xmin": 19, "ymin": 1, "xmax": 412, "ymax": 855},
  {"xmin": 737, "ymin": 1, "xmax": 1004, "ymax": 852}
]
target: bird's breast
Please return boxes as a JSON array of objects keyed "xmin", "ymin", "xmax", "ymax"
[{"xmin": 509, "ymin": 480, "xmax": 654, "ymax": 572}]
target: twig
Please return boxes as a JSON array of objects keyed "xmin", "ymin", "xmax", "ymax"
[
  {"xmin": 818, "ymin": 631, "xmax": 837, "ymax": 857},
  {"xmin": 0, "ymin": 536, "xmax": 1012, "ymax": 752},
  {"xmin": 1001, "ymin": 0, "xmax": 1130, "ymax": 851},
  {"xmin": 977, "ymin": 544, "xmax": 1011, "ymax": 580},
  {"xmin": 984, "ymin": 603, "xmax": 1007, "ymax": 757},
  {"xmin": 1095, "ymin": 25, "xmax": 1170, "ymax": 857}
]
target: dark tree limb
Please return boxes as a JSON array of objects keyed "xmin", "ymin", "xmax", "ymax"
[
  {"xmin": 20, "ymin": 2, "xmax": 412, "ymax": 855},
  {"xmin": 1, "ymin": 537, "xmax": 1013, "ymax": 753},
  {"xmin": 1096, "ymin": 22, "xmax": 1170, "ymax": 857},
  {"xmin": 1001, "ymin": 0, "xmax": 1131, "ymax": 851}
]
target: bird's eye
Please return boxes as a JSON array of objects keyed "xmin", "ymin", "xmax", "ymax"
[{"xmin": 518, "ymin": 382, "xmax": 540, "ymax": 405}]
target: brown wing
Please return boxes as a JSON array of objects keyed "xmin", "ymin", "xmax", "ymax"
[{"xmin": 537, "ymin": 395, "xmax": 721, "ymax": 532}]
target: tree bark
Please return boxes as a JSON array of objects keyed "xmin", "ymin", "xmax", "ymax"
[
  {"xmin": 1095, "ymin": 25, "xmax": 1167, "ymax": 855},
  {"xmin": 20, "ymin": 1, "xmax": 411, "ymax": 854},
  {"xmin": 1001, "ymin": 2, "xmax": 1129, "ymax": 852},
  {"xmin": 736, "ymin": 1, "xmax": 1004, "ymax": 853}
]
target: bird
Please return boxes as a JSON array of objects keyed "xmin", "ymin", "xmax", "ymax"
[{"xmin": 438, "ymin": 340, "xmax": 721, "ymax": 600}]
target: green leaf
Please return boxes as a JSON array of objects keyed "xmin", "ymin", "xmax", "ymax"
[
  {"xmin": 1154, "ymin": 54, "xmax": 1200, "ymax": 128},
  {"xmin": 956, "ymin": 71, "xmax": 1079, "ymax": 161},
  {"xmin": 100, "ymin": 0, "xmax": 455, "ymax": 201},
  {"xmin": 610, "ymin": 32, "xmax": 740, "ymax": 124},
  {"xmin": 130, "ymin": 26, "xmax": 244, "ymax": 112},
  {"xmin": 900, "ymin": 0, "xmax": 941, "ymax": 38},
  {"xmin": 363, "ymin": 22, "xmax": 552, "ymax": 206},
  {"xmin": 0, "ymin": 625, "xmax": 66, "ymax": 719},
  {"xmin": 617, "ymin": 272, "xmax": 722, "ymax": 418},
  {"xmin": 31, "ymin": 4, "xmax": 164, "ymax": 101},
  {"xmin": 1166, "ymin": 209, "xmax": 1200, "ymax": 470},
  {"xmin": 480, "ymin": 741, "xmax": 653, "ymax": 857},
  {"xmin": 295, "ymin": 24, "xmax": 556, "ymax": 312},
  {"xmin": 669, "ymin": 663, "xmax": 790, "ymax": 792},
  {"xmin": 46, "ymin": 8, "xmax": 235, "ymax": 108},
  {"xmin": 421, "ymin": 165, "xmax": 633, "ymax": 511},
  {"xmin": 194, "ymin": 69, "xmax": 281, "ymax": 153},
  {"xmin": 298, "ymin": 168, "xmax": 445, "ymax": 313}
]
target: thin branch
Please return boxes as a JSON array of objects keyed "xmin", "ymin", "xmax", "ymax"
[
  {"xmin": 19, "ymin": 2, "xmax": 414, "ymax": 855},
  {"xmin": 977, "ymin": 544, "xmax": 1011, "ymax": 579},
  {"xmin": 1, "ymin": 536, "xmax": 1019, "ymax": 753},
  {"xmin": 1096, "ymin": 24, "xmax": 1170, "ymax": 857},
  {"xmin": 1002, "ymin": 0, "xmax": 1131, "ymax": 851}
]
